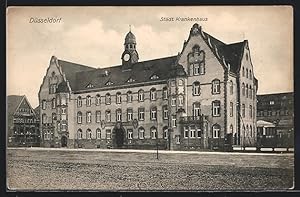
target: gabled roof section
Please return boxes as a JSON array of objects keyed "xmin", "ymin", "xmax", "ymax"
[
  {"xmin": 57, "ymin": 59, "xmax": 96, "ymax": 89},
  {"xmin": 7, "ymin": 95, "xmax": 24, "ymax": 117}
]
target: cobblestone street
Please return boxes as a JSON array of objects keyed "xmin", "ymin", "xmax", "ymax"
[{"xmin": 7, "ymin": 148, "xmax": 294, "ymax": 191}]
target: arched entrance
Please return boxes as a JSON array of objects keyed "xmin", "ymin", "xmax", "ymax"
[
  {"xmin": 61, "ymin": 136, "xmax": 68, "ymax": 147},
  {"xmin": 114, "ymin": 123, "xmax": 125, "ymax": 148}
]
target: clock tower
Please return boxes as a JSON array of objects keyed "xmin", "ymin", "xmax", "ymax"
[{"xmin": 121, "ymin": 28, "xmax": 139, "ymax": 70}]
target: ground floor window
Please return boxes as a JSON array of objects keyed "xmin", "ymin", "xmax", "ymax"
[
  {"xmin": 139, "ymin": 127, "xmax": 145, "ymax": 139},
  {"xmin": 175, "ymin": 135, "xmax": 180, "ymax": 144},
  {"xmin": 212, "ymin": 124, "xmax": 220, "ymax": 138},
  {"xmin": 106, "ymin": 129, "xmax": 111, "ymax": 139},
  {"xmin": 128, "ymin": 129, "xmax": 133, "ymax": 139},
  {"xmin": 163, "ymin": 127, "xmax": 168, "ymax": 139}
]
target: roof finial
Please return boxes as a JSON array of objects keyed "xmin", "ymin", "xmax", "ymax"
[{"xmin": 129, "ymin": 24, "xmax": 131, "ymax": 32}]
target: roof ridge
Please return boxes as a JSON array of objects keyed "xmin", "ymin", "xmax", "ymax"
[{"xmin": 57, "ymin": 59, "xmax": 96, "ymax": 70}]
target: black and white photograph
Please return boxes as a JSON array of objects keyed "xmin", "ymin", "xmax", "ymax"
[{"xmin": 6, "ymin": 6, "xmax": 294, "ymax": 191}]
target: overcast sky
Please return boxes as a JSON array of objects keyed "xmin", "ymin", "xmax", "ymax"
[{"xmin": 7, "ymin": 6, "xmax": 293, "ymax": 108}]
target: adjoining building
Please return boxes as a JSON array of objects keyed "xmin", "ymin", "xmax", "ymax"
[
  {"xmin": 38, "ymin": 23, "xmax": 258, "ymax": 150},
  {"xmin": 7, "ymin": 95, "xmax": 40, "ymax": 147},
  {"xmin": 257, "ymin": 92, "xmax": 294, "ymax": 147}
]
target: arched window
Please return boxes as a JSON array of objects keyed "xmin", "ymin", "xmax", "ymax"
[
  {"xmin": 77, "ymin": 96, "xmax": 82, "ymax": 107},
  {"xmin": 178, "ymin": 79, "xmax": 184, "ymax": 86},
  {"xmin": 77, "ymin": 129, "xmax": 82, "ymax": 139},
  {"xmin": 178, "ymin": 95, "xmax": 184, "ymax": 106},
  {"xmin": 96, "ymin": 111, "xmax": 101, "ymax": 123},
  {"xmin": 246, "ymin": 125, "xmax": 249, "ymax": 137},
  {"xmin": 163, "ymin": 126, "xmax": 168, "ymax": 139},
  {"xmin": 95, "ymin": 94, "xmax": 101, "ymax": 105},
  {"xmin": 230, "ymin": 124, "xmax": 233, "ymax": 133},
  {"xmin": 193, "ymin": 102, "xmax": 201, "ymax": 117},
  {"xmin": 163, "ymin": 87, "xmax": 168, "ymax": 100},
  {"xmin": 229, "ymin": 80, "xmax": 233, "ymax": 95},
  {"xmin": 249, "ymin": 105, "xmax": 252, "ymax": 118},
  {"xmin": 86, "ymin": 111, "xmax": 92, "ymax": 123},
  {"xmin": 86, "ymin": 95, "xmax": 91, "ymax": 106},
  {"xmin": 138, "ymin": 89, "xmax": 144, "ymax": 102},
  {"xmin": 86, "ymin": 129, "xmax": 92, "ymax": 139},
  {"xmin": 150, "ymin": 88, "xmax": 157, "ymax": 101},
  {"xmin": 42, "ymin": 113, "xmax": 47, "ymax": 124},
  {"xmin": 193, "ymin": 81, "xmax": 200, "ymax": 96},
  {"xmin": 52, "ymin": 113, "xmax": 56, "ymax": 123},
  {"xmin": 242, "ymin": 67, "xmax": 245, "ymax": 77},
  {"xmin": 116, "ymin": 109, "xmax": 122, "ymax": 122},
  {"xmin": 105, "ymin": 93, "xmax": 111, "ymax": 105},
  {"xmin": 51, "ymin": 71, "xmax": 55, "ymax": 77},
  {"xmin": 242, "ymin": 83, "xmax": 245, "ymax": 96},
  {"xmin": 150, "ymin": 107, "xmax": 157, "ymax": 120},
  {"xmin": 246, "ymin": 84, "xmax": 249, "ymax": 98},
  {"xmin": 246, "ymin": 68, "xmax": 249, "ymax": 78},
  {"xmin": 77, "ymin": 112, "xmax": 82, "ymax": 124},
  {"xmin": 212, "ymin": 79, "xmax": 220, "ymax": 94},
  {"xmin": 212, "ymin": 124, "xmax": 221, "ymax": 138},
  {"xmin": 193, "ymin": 63, "xmax": 200, "ymax": 75},
  {"xmin": 249, "ymin": 85, "xmax": 252, "ymax": 99},
  {"xmin": 96, "ymin": 128, "xmax": 101, "ymax": 139},
  {"xmin": 127, "ymin": 91, "xmax": 132, "ymax": 103},
  {"xmin": 150, "ymin": 127, "xmax": 157, "ymax": 139},
  {"xmin": 52, "ymin": 98, "xmax": 56, "ymax": 109},
  {"xmin": 163, "ymin": 105, "xmax": 168, "ymax": 120},
  {"xmin": 42, "ymin": 99, "xmax": 47, "ymax": 110},
  {"xmin": 116, "ymin": 92, "xmax": 122, "ymax": 104},
  {"xmin": 250, "ymin": 125, "xmax": 253, "ymax": 137},
  {"xmin": 105, "ymin": 110, "xmax": 111, "ymax": 122},
  {"xmin": 249, "ymin": 70, "xmax": 252, "ymax": 80},
  {"xmin": 242, "ymin": 104, "xmax": 245, "ymax": 118},
  {"xmin": 138, "ymin": 127, "xmax": 145, "ymax": 139}
]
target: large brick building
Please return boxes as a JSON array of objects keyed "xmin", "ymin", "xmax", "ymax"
[
  {"xmin": 7, "ymin": 95, "xmax": 40, "ymax": 147},
  {"xmin": 38, "ymin": 23, "xmax": 258, "ymax": 150}
]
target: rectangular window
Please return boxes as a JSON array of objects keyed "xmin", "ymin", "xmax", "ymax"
[
  {"xmin": 96, "ymin": 111, "xmax": 101, "ymax": 123},
  {"xmin": 151, "ymin": 108, "xmax": 157, "ymax": 120},
  {"xmin": 242, "ymin": 104, "xmax": 245, "ymax": 118},
  {"xmin": 138, "ymin": 108, "xmax": 145, "ymax": 121},
  {"xmin": 61, "ymin": 124, "xmax": 67, "ymax": 131},
  {"xmin": 127, "ymin": 129, "xmax": 133, "ymax": 139},
  {"xmin": 193, "ymin": 63, "xmax": 200, "ymax": 75},
  {"xmin": 139, "ymin": 128, "xmax": 145, "ymax": 139},
  {"xmin": 164, "ymin": 129, "xmax": 168, "ymax": 139},
  {"xmin": 197, "ymin": 128, "xmax": 202, "ymax": 138},
  {"xmin": 163, "ymin": 106, "xmax": 168, "ymax": 120},
  {"xmin": 190, "ymin": 127, "xmax": 196, "ymax": 138},
  {"xmin": 116, "ymin": 110, "xmax": 122, "ymax": 122},
  {"xmin": 175, "ymin": 135, "xmax": 180, "ymax": 144},
  {"xmin": 163, "ymin": 88, "xmax": 168, "ymax": 100},
  {"xmin": 184, "ymin": 127, "xmax": 188, "ymax": 138},
  {"xmin": 212, "ymin": 101, "xmax": 221, "ymax": 116},
  {"xmin": 171, "ymin": 97, "xmax": 176, "ymax": 106},
  {"xmin": 42, "ymin": 100, "xmax": 46, "ymax": 110},
  {"xmin": 230, "ymin": 102, "xmax": 233, "ymax": 117},
  {"xmin": 106, "ymin": 129, "xmax": 111, "ymax": 139},
  {"xmin": 172, "ymin": 115, "xmax": 177, "ymax": 127},
  {"xmin": 127, "ymin": 109, "xmax": 133, "ymax": 121},
  {"xmin": 178, "ymin": 95, "xmax": 184, "ymax": 106},
  {"xmin": 212, "ymin": 80, "xmax": 220, "ymax": 94}
]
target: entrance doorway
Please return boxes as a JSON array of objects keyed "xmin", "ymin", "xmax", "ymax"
[
  {"xmin": 61, "ymin": 136, "xmax": 68, "ymax": 147},
  {"xmin": 114, "ymin": 127, "xmax": 125, "ymax": 148}
]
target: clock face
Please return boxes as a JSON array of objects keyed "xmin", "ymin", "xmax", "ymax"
[{"xmin": 124, "ymin": 53, "xmax": 130, "ymax": 61}]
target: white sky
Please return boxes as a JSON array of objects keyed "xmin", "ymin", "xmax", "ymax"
[{"xmin": 7, "ymin": 6, "xmax": 293, "ymax": 108}]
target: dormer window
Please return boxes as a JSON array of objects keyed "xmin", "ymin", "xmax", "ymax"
[
  {"xmin": 150, "ymin": 74, "xmax": 159, "ymax": 80},
  {"xmin": 86, "ymin": 83, "xmax": 94, "ymax": 88},
  {"xmin": 127, "ymin": 77, "xmax": 135, "ymax": 83},
  {"xmin": 105, "ymin": 81, "xmax": 114, "ymax": 86}
]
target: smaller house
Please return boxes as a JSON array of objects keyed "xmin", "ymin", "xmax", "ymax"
[{"xmin": 7, "ymin": 95, "xmax": 40, "ymax": 147}]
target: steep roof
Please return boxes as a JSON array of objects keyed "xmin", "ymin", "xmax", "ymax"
[
  {"xmin": 58, "ymin": 56, "xmax": 177, "ymax": 92},
  {"xmin": 58, "ymin": 59, "xmax": 96, "ymax": 89},
  {"xmin": 7, "ymin": 95, "xmax": 24, "ymax": 116},
  {"xmin": 203, "ymin": 32, "xmax": 245, "ymax": 74}
]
